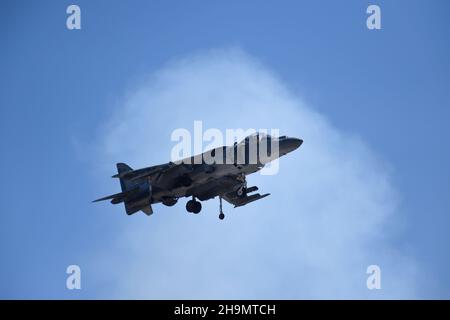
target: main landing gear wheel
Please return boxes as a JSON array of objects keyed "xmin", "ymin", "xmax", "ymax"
[
  {"xmin": 186, "ymin": 198, "xmax": 202, "ymax": 214},
  {"xmin": 162, "ymin": 197, "xmax": 177, "ymax": 207},
  {"xmin": 192, "ymin": 201, "xmax": 201, "ymax": 214}
]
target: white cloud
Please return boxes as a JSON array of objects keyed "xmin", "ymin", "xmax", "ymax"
[{"xmin": 93, "ymin": 48, "xmax": 418, "ymax": 299}]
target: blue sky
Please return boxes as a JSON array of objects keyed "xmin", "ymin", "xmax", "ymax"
[{"xmin": 1, "ymin": 0, "xmax": 449, "ymax": 299}]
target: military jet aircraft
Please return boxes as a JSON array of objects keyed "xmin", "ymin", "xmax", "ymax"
[{"xmin": 94, "ymin": 133, "xmax": 302, "ymax": 220}]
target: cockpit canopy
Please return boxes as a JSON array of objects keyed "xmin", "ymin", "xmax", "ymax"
[{"xmin": 238, "ymin": 132, "xmax": 273, "ymax": 144}]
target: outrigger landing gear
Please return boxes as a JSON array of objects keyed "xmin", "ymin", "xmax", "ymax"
[{"xmin": 218, "ymin": 196, "xmax": 225, "ymax": 220}]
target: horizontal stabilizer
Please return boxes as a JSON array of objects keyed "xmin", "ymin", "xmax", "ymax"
[
  {"xmin": 92, "ymin": 191, "xmax": 125, "ymax": 203},
  {"xmin": 92, "ymin": 188, "xmax": 138, "ymax": 203}
]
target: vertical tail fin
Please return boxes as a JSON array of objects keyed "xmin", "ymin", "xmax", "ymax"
[
  {"xmin": 117, "ymin": 163, "xmax": 134, "ymax": 192},
  {"xmin": 116, "ymin": 163, "xmax": 153, "ymax": 216}
]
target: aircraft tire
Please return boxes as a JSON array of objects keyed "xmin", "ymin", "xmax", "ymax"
[
  {"xmin": 186, "ymin": 200, "xmax": 195, "ymax": 213},
  {"xmin": 192, "ymin": 201, "xmax": 202, "ymax": 214}
]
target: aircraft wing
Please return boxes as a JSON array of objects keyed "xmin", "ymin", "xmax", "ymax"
[{"xmin": 222, "ymin": 186, "xmax": 270, "ymax": 208}]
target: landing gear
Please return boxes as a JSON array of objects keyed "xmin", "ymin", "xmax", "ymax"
[
  {"xmin": 186, "ymin": 197, "xmax": 202, "ymax": 214},
  {"xmin": 237, "ymin": 186, "xmax": 246, "ymax": 197},
  {"xmin": 236, "ymin": 177, "xmax": 247, "ymax": 198},
  {"xmin": 192, "ymin": 201, "xmax": 201, "ymax": 214},
  {"xmin": 218, "ymin": 196, "xmax": 225, "ymax": 220},
  {"xmin": 162, "ymin": 197, "xmax": 177, "ymax": 207}
]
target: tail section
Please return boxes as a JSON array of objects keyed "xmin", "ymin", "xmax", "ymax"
[
  {"xmin": 117, "ymin": 163, "xmax": 134, "ymax": 192},
  {"xmin": 116, "ymin": 163, "xmax": 153, "ymax": 216},
  {"xmin": 92, "ymin": 163, "xmax": 139, "ymax": 206},
  {"xmin": 94, "ymin": 163, "xmax": 154, "ymax": 216}
]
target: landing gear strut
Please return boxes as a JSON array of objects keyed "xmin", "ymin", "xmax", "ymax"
[
  {"xmin": 218, "ymin": 196, "xmax": 225, "ymax": 220},
  {"xmin": 237, "ymin": 185, "xmax": 246, "ymax": 197},
  {"xmin": 186, "ymin": 196, "xmax": 202, "ymax": 214}
]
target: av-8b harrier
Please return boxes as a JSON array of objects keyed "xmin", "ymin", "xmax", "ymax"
[{"xmin": 94, "ymin": 133, "xmax": 302, "ymax": 220}]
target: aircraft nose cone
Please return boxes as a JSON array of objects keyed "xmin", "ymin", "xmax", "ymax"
[
  {"xmin": 285, "ymin": 137, "xmax": 303, "ymax": 150},
  {"xmin": 289, "ymin": 137, "xmax": 303, "ymax": 150},
  {"xmin": 279, "ymin": 137, "xmax": 303, "ymax": 154}
]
